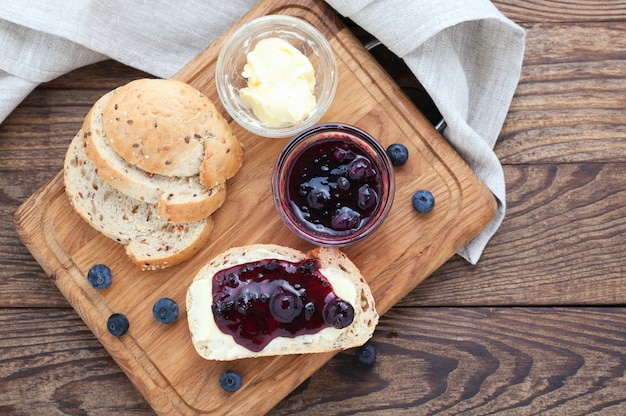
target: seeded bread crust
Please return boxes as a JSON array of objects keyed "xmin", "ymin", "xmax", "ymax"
[
  {"xmin": 82, "ymin": 89, "xmax": 228, "ymax": 223},
  {"xmin": 102, "ymin": 78, "xmax": 244, "ymax": 188},
  {"xmin": 186, "ymin": 244, "xmax": 379, "ymax": 360},
  {"xmin": 64, "ymin": 131, "xmax": 214, "ymax": 271}
]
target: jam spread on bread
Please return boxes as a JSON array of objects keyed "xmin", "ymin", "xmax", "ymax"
[
  {"xmin": 212, "ymin": 257, "xmax": 354, "ymax": 352},
  {"xmin": 287, "ymin": 138, "xmax": 383, "ymax": 235}
]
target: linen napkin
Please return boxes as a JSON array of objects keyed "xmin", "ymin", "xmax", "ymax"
[{"xmin": 0, "ymin": 0, "xmax": 525, "ymax": 264}]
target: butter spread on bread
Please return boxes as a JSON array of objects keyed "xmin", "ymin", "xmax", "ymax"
[{"xmin": 186, "ymin": 244, "xmax": 378, "ymax": 360}]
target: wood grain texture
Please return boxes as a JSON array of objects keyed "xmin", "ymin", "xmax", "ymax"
[
  {"xmin": 493, "ymin": 0, "xmax": 626, "ymax": 22},
  {"xmin": 271, "ymin": 307, "xmax": 626, "ymax": 415},
  {"xmin": 2, "ymin": 307, "xmax": 624, "ymax": 415},
  {"xmin": 407, "ymin": 162, "xmax": 626, "ymax": 307},
  {"xmin": 497, "ymin": 22, "xmax": 626, "ymax": 164},
  {"xmin": 0, "ymin": 308, "xmax": 152, "ymax": 415}
]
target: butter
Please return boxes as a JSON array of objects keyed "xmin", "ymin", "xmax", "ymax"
[{"xmin": 240, "ymin": 37, "xmax": 316, "ymax": 125}]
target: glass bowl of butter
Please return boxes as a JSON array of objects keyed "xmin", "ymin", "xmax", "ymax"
[{"xmin": 215, "ymin": 14, "xmax": 339, "ymax": 138}]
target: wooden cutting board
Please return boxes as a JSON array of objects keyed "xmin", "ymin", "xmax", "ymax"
[{"xmin": 14, "ymin": 0, "xmax": 497, "ymax": 414}]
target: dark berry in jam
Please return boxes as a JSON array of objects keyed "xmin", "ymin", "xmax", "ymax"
[
  {"xmin": 107, "ymin": 313, "xmax": 129, "ymax": 337},
  {"xmin": 270, "ymin": 289, "xmax": 303, "ymax": 323},
  {"xmin": 219, "ymin": 370, "xmax": 242, "ymax": 393},
  {"xmin": 323, "ymin": 299, "xmax": 355, "ymax": 329},
  {"xmin": 331, "ymin": 206, "xmax": 360, "ymax": 231},
  {"xmin": 287, "ymin": 139, "xmax": 383, "ymax": 236},
  {"xmin": 386, "ymin": 143, "xmax": 409, "ymax": 166},
  {"xmin": 152, "ymin": 297, "xmax": 179, "ymax": 324},
  {"xmin": 87, "ymin": 264, "xmax": 112, "ymax": 289},
  {"xmin": 412, "ymin": 189, "xmax": 435, "ymax": 214},
  {"xmin": 212, "ymin": 257, "xmax": 354, "ymax": 352}
]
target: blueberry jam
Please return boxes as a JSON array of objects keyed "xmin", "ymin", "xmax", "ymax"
[
  {"xmin": 211, "ymin": 257, "xmax": 354, "ymax": 352},
  {"xmin": 287, "ymin": 139, "xmax": 383, "ymax": 236}
]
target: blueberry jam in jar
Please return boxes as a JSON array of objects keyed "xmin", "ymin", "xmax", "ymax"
[
  {"xmin": 273, "ymin": 123, "xmax": 394, "ymax": 246},
  {"xmin": 211, "ymin": 257, "xmax": 354, "ymax": 352}
]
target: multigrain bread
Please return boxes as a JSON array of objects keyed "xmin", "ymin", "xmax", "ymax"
[
  {"xmin": 81, "ymin": 78, "xmax": 243, "ymax": 223},
  {"xmin": 64, "ymin": 131, "xmax": 214, "ymax": 271},
  {"xmin": 101, "ymin": 78, "xmax": 243, "ymax": 188},
  {"xmin": 64, "ymin": 78, "xmax": 244, "ymax": 269},
  {"xmin": 82, "ymin": 90, "xmax": 227, "ymax": 223},
  {"xmin": 186, "ymin": 244, "xmax": 379, "ymax": 360}
]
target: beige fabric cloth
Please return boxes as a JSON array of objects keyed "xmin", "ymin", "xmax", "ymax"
[{"xmin": 0, "ymin": 0, "xmax": 525, "ymax": 264}]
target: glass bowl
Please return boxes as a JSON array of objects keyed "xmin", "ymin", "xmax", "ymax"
[
  {"xmin": 272, "ymin": 123, "xmax": 395, "ymax": 246},
  {"xmin": 215, "ymin": 15, "xmax": 338, "ymax": 138}
]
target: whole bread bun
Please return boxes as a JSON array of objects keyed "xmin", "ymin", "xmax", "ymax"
[
  {"xmin": 102, "ymin": 78, "xmax": 243, "ymax": 188},
  {"xmin": 82, "ymin": 90, "xmax": 227, "ymax": 223},
  {"xmin": 186, "ymin": 244, "xmax": 379, "ymax": 361},
  {"xmin": 64, "ymin": 131, "xmax": 213, "ymax": 271}
]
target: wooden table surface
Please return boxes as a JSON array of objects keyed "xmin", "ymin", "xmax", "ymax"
[{"xmin": 2, "ymin": 1, "xmax": 625, "ymax": 414}]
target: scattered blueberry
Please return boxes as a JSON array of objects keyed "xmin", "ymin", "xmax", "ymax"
[
  {"xmin": 356, "ymin": 342, "xmax": 377, "ymax": 366},
  {"xmin": 412, "ymin": 190, "xmax": 435, "ymax": 214},
  {"xmin": 152, "ymin": 298, "xmax": 179, "ymax": 324},
  {"xmin": 87, "ymin": 264, "xmax": 112, "ymax": 289},
  {"xmin": 306, "ymin": 182, "xmax": 331, "ymax": 210},
  {"xmin": 107, "ymin": 313, "xmax": 129, "ymax": 336},
  {"xmin": 220, "ymin": 370, "xmax": 243, "ymax": 392},
  {"xmin": 386, "ymin": 143, "xmax": 409, "ymax": 166}
]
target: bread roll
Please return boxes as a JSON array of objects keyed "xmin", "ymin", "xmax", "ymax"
[
  {"xmin": 102, "ymin": 78, "xmax": 243, "ymax": 187},
  {"xmin": 186, "ymin": 244, "xmax": 379, "ymax": 360},
  {"xmin": 82, "ymin": 90, "xmax": 227, "ymax": 223}
]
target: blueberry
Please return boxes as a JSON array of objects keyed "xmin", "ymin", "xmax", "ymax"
[
  {"xmin": 220, "ymin": 370, "xmax": 242, "ymax": 392},
  {"xmin": 333, "ymin": 147, "xmax": 355, "ymax": 162},
  {"xmin": 336, "ymin": 176, "xmax": 350, "ymax": 190},
  {"xmin": 357, "ymin": 184, "xmax": 378, "ymax": 210},
  {"xmin": 269, "ymin": 289, "xmax": 303, "ymax": 323},
  {"xmin": 412, "ymin": 190, "xmax": 435, "ymax": 214},
  {"xmin": 87, "ymin": 264, "xmax": 112, "ymax": 289},
  {"xmin": 386, "ymin": 143, "xmax": 409, "ymax": 166},
  {"xmin": 307, "ymin": 187, "xmax": 331, "ymax": 210},
  {"xmin": 348, "ymin": 157, "xmax": 375, "ymax": 181},
  {"xmin": 331, "ymin": 206, "xmax": 361, "ymax": 231},
  {"xmin": 152, "ymin": 298, "xmax": 179, "ymax": 324},
  {"xmin": 107, "ymin": 313, "xmax": 129, "ymax": 336},
  {"xmin": 323, "ymin": 299, "xmax": 354, "ymax": 329},
  {"xmin": 356, "ymin": 342, "xmax": 377, "ymax": 366},
  {"xmin": 303, "ymin": 177, "xmax": 331, "ymax": 210},
  {"xmin": 333, "ymin": 147, "xmax": 349, "ymax": 161}
]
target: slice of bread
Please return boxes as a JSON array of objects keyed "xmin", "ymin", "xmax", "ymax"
[
  {"xmin": 82, "ymin": 89, "xmax": 227, "ymax": 223},
  {"xmin": 64, "ymin": 131, "xmax": 214, "ymax": 271},
  {"xmin": 186, "ymin": 244, "xmax": 379, "ymax": 360}
]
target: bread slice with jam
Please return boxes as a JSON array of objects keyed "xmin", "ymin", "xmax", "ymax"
[{"xmin": 186, "ymin": 244, "xmax": 379, "ymax": 360}]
